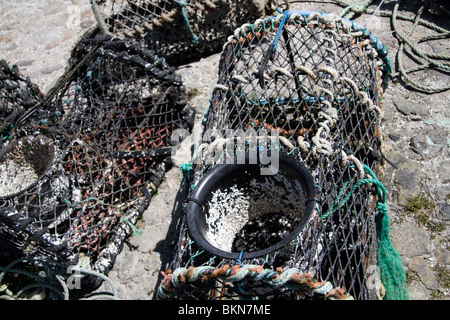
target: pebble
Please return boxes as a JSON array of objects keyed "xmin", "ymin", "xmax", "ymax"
[
  {"xmin": 394, "ymin": 160, "xmax": 422, "ymax": 205},
  {"xmin": 5, "ymin": 43, "xmax": 17, "ymax": 51},
  {"xmin": 40, "ymin": 64, "xmax": 63, "ymax": 75},
  {"xmin": 388, "ymin": 133, "xmax": 401, "ymax": 142},
  {"xmin": 16, "ymin": 59, "xmax": 35, "ymax": 67},
  {"xmin": 436, "ymin": 247, "xmax": 450, "ymax": 266},
  {"xmin": 390, "ymin": 221, "xmax": 435, "ymax": 261},
  {"xmin": 408, "ymin": 280, "xmax": 431, "ymax": 300},
  {"xmin": 393, "ymin": 97, "xmax": 430, "ymax": 117},
  {"xmin": 425, "ymin": 118, "xmax": 450, "ymax": 131},
  {"xmin": 438, "ymin": 203, "xmax": 450, "ymax": 221},
  {"xmin": 409, "ymin": 256, "xmax": 440, "ymax": 290},
  {"xmin": 438, "ymin": 160, "xmax": 450, "ymax": 183}
]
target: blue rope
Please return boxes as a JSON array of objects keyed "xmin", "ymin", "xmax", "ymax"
[
  {"xmin": 258, "ymin": 7, "xmax": 290, "ymax": 88},
  {"xmin": 171, "ymin": 0, "xmax": 199, "ymax": 43},
  {"xmin": 272, "ymin": 7, "xmax": 289, "ymax": 51},
  {"xmin": 255, "ymin": 9, "xmax": 392, "ymax": 89}
]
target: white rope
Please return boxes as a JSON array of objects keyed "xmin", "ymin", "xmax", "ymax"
[
  {"xmin": 232, "ymin": 75, "xmax": 249, "ymax": 84},
  {"xmin": 214, "ymin": 84, "xmax": 229, "ymax": 91},
  {"xmin": 296, "ymin": 66, "xmax": 318, "ymax": 79},
  {"xmin": 340, "ymin": 150, "xmax": 365, "ymax": 179}
]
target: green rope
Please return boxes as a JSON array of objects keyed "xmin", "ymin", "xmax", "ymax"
[
  {"xmin": 179, "ymin": 162, "xmax": 193, "ymax": 179},
  {"xmin": 180, "ymin": 162, "xmax": 196, "ymax": 191},
  {"xmin": 171, "ymin": 0, "xmax": 199, "ymax": 43},
  {"xmin": 338, "ymin": 0, "xmax": 373, "ymax": 19},
  {"xmin": 322, "ymin": 164, "xmax": 409, "ymax": 300},
  {"xmin": 392, "ymin": 1, "xmax": 450, "ymax": 93},
  {"xmin": 322, "ymin": 180, "xmax": 349, "ymax": 220}
]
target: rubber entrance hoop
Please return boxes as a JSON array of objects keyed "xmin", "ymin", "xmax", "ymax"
[{"xmin": 159, "ymin": 9, "xmax": 408, "ymax": 300}]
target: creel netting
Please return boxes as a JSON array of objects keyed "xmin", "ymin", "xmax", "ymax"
[
  {"xmin": 158, "ymin": 10, "xmax": 408, "ymax": 300},
  {"xmin": 0, "ymin": 61, "xmax": 44, "ymax": 145},
  {"xmin": 0, "ymin": 35, "xmax": 195, "ymax": 284}
]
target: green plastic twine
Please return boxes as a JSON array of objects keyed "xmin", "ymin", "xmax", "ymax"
[
  {"xmin": 171, "ymin": 0, "xmax": 199, "ymax": 43},
  {"xmin": 322, "ymin": 164, "xmax": 409, "ymax": 300}
]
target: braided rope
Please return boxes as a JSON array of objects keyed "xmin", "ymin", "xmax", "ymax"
[
  {"xmin": 157, "ymin": 264, "xmax": 353, "ymax": 300},
  {"xmin": 90, "ymin": 0, "xmax": 110, "ymax": 35},
  {"xmin": 333, "ymin": 0, "xmax": 449, "ymax": 93}
]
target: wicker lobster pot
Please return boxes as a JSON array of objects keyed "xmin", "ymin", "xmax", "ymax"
[{"xmin": 159, "ymin": 10, "xmax": 393, "ymax": 300}]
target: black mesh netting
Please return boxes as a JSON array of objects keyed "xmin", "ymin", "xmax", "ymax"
[
  {"xmin": 0, "ymin": 35, "xmax": 194, "ymax": 281},
  {"xmin": 93, "ymin": 0, "xmax": 273, "ymax": 65},
  {"xmin": 158, "ymin": 10, "xmax": 395, "ymax": 300},
  {"xmin": 0, "ymin": 61, "xmax": 44, "ymax": 145}
]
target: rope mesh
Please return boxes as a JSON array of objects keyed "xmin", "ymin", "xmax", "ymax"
[
  {"xmin": 159, "ymin": 10, "xmax": 404, "ymax": 300},
  {"xmin": 0, "ymin": 2, "xmax": 413, "ymax": 300},
  {"xmin": 0, "ymin": 61, "xmax": 44, "ymax": 144},
  {"xmin": 0, "ymin": 35, "xmax": 194, "ymax": 281}
]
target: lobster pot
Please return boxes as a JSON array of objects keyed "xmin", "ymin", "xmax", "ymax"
[
  {"xmin": 0, "ymin": 61, "xmax": 46, "ymax": 262},
  {"xmin": 0, "ymin": 61, "xmax": 43, "ymax": 145},
  {"xmin": 0, "ymin": 35, "xmax": 194, "ymax": 281},
  {"xmin": 159, "ymin": 10, "xmax": 392, "ymax": 300},
  {"xmin": 94, "ymin": 0, "xmax": 264, "ymax": 65}
]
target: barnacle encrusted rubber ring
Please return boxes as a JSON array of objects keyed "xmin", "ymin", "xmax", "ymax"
[{"xmin": 186, "ymin": 151, "xmax": 316, "ymax": 260}]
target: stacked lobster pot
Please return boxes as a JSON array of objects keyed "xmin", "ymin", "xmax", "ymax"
[
  {"xmin": 0, "ymin": 35, "xmax": 194, "ymax": 286},
  {"xmin": 158, "ymin": 10, "xmax": 397, "ymax": 300}
]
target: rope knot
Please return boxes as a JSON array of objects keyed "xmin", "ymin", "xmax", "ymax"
[{"xmin": 351, "ymin": 3, "xmax": 368, "ymax": 14}]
